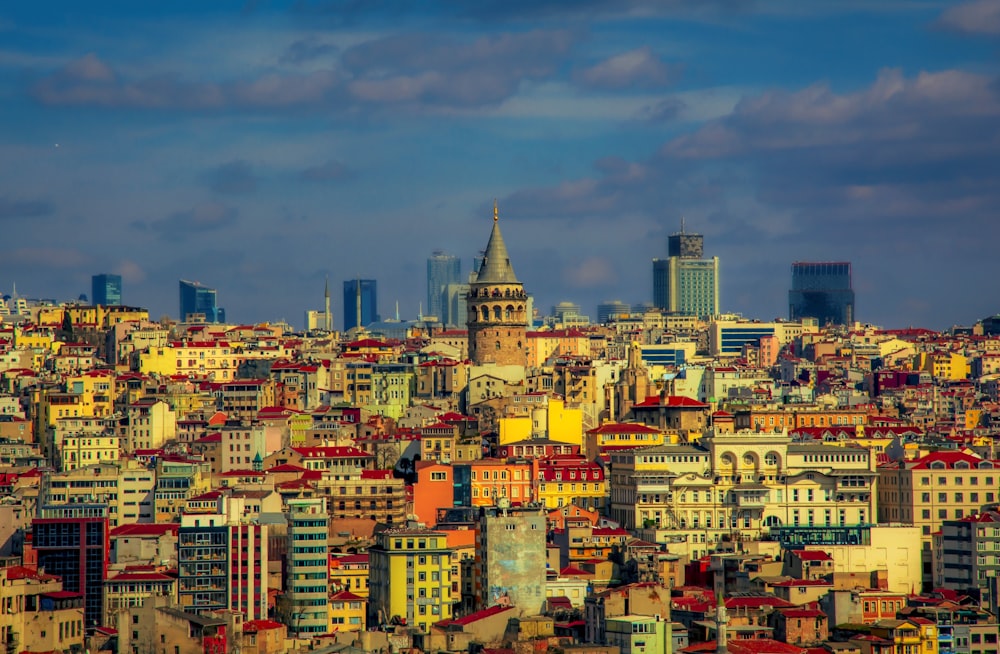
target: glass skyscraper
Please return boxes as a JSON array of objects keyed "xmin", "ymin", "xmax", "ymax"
[
  {"xmin": 426, "ymin": 251, "xmax": 461, "ymax": 322},
  {"xmin": 179, "ymin": 279, "xmax": 225, "ymax": 323},
  {"xmin": 789, "ymin": 261, "xmax": 855, "ymax": 326},
  {"xmin": 652, "ymin": 225, "xmax": 719, "ymax": 319},
  {"xmin": 342, "ymin": 279, "xmax": 379, "ymax": 331},
  {"xmin": 91, "ymin": 273, "xmax": 122, "ymax": 306}
]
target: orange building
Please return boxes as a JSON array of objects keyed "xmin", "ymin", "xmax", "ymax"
[
  {"xmin": 413, "ymin": 461, "xmax": 455, "ymax": 527},
  {"xmin": 469, "ymin": 459, "xmax": 532, "ymax": 507},
  {"xmin": 735, "ymin": 407, "xmax": 870, "ymax": 431}
]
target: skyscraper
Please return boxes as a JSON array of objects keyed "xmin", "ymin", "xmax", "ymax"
[
  {"xmin": 597, "ymin": 300, "xmax": 631, "ymax": 324},
  {"xmin": 467, "ymin": 202, "xmax": 527, "ymax": 366},
  {"xmin": 91, "ymin": 273, "xmax": 122, "ymax": 306},
  {"xmin": 426, "ymin": 251, "xmax": 461, "ymax": 322},
  {"xmin": 342, "ymin": 279, "xmax": 379, "ymax": 331},
  {"xmin": 652, "ymin": 223, "xmax": 719, "ymax": 318},
  {"xmin": 789, "ymin": 261, "xmax": 855, "ymax": 326},
  {"xmin": 286, "ymin": 498, "xmax": 329, "ymax": 635},
  {"xmin": 179, "ymin": 279, "xmax": 225, "ymax": 323}
]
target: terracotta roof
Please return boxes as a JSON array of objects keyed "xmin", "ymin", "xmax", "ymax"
[
  {"xmin": 792, "ymin": 550, "xmax": 833, "ymax": 561},
  {"xmin": 435, "ymin": 604, "xmax": 515, "ymax": 628}
]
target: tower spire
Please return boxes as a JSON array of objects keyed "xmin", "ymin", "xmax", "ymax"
[{"xmin": 494, "ymin": 198, "xmax": 498, "ymax": 222}]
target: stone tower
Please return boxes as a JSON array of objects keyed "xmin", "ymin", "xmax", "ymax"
[{"xmin": 467, "ymin": 202, "xmax": 527, "ymax": 366}]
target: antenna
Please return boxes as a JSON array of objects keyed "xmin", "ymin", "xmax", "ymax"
[{"xmin": 681, "ymin": 216, "xmax": 686, "ymax": 234}]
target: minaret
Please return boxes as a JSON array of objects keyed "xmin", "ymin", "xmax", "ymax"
[
  {"xmin": 466, "ymin": 201, "xmax": 527, "ymax": 366},
  {"xmin": 324, "ymin": 276, "xmax": 332, "ymax": 332},
  {"xmin": 715, "ymin": 595, "xmax": 729, "ymax": 654},
  {"xmin": 355, "ymin": 276, "xmax": 362, "ymax": 331}
]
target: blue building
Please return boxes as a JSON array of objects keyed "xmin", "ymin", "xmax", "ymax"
[
  {"xmin": 179, "ymin": 279, "xmax": 225, "ymax": 323},
  {"xmin": 426, "ymin": 251, "xmax": 461, "ymax": 322},
  {"xmin": 342, "ymin": 279, "xmax": 379, "ymax": 331},
  {"xmin": 789, "ymin": 261, "xmax": 855, "ymax": 326},
  {"xmin": 91, "ymin": 273, "xmax": 122, "ymax": 306}
]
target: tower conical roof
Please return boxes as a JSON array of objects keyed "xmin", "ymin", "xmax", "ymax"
[{"xmin": 476, "ymin": 205, "xmax": 519, "ymax": 284}]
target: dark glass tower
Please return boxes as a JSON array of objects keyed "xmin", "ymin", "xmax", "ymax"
[
  {"xmin": 91, "ymin": 273, "xmax": 122, "ymax": 306},
  {"xmin": 179, "ymin": 279, "xmax": 225, "ymax": 323},
  {"xmin": 343, "ymin": 279, "xmax": 379, "ymax": 331},
  {"xmin": 789, "ymin": 261, "xmax": 855, "ymax": 326},
  {"xmin": 426, "ymin": 251, "xmax": 461, "ymax": 321}
]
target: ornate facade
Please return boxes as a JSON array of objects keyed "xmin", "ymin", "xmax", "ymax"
[{"xmin": 467, "ymin": 203, "xmax": 527, "ymax": 366}]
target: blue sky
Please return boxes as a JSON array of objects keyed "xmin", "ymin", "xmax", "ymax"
[{"xmin": 1, "ymin": 0, "xmax": 999, "ymax": 329}]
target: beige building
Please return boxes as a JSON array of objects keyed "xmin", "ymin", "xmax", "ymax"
[
  {"xmin": 316, "ymin": 469, "xmax": 407, "ymax": 525},
  {"xmin": 0, "ymin": 565, "xmax": 85, "ymax": 654},
  {"xmin": 609, "ymin": 429, "xmax": 877, "ymax": 557},
  {"xmin": 878, "ymin": 450, "xmax": 999, "ymax": 587},
  {"xmin": 43, "ymin": 459, "xmax": 156, "ymax": 527},
  {"xmin": 61, "ymin": 432, "xmax": 120, "ymax": 470},
  {"xmin": 126, "ymin": 398, "xmax": 177, "ymax": 453},
  {"xmin": 801, "ymin": 525, "xmax": 922, "ymax": 594}
]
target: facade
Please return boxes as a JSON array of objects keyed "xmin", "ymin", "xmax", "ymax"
[
  {"xmin": 652, "ymin": 256, "xmax": 720, "ymax": 318},
  {"xmin": 177, "ymin": 505, "xmax": 269, "ymax": 620},
  {"xmin": 427, "ymin": 250, "xmax": 461, "ymax": 322},
  {"xmin": 608, "ymin": 429, "xmax": 877, "ymax": 553},
  {"xmin": 31, "ymin": 503, "xmax": 109, "ymax": 628},
  {"xmin": 91, "ymin": 273, "xmax": 122, "ymax": 306},
  {"xmin": 466, "ymin": 204, "xmax": 528, "ymax": 366},
  {"xmin": 789, "ymin": 261, "xmax": 855, "ymax": 326},
  {"xmin": 878, "ymin": 451, "xmax": 1000, "ymax": 587},
  {"xmin": 605, "ymin": 615, "xmax": 672, "ymax": 654},
  {"xmin": 937, "ymin": 512, "xmax": 1000, "ymax": 607},
  {"xmin": 369, "ymin": 528, "xmax": 453, "ymax": 633},
  {"xmin": 476, "ymin": 507, "xmax": 547, "ymax": 615},
  {"xmin": 342, "ymin": 279, "xmax": 379, "ymax": 331},
  {"xmin": 285, "ymin": 498, "xmax": 329, "ymax": 635},
  {"xmin": 597, "ymin": 300, "xmax": 632, "ymax": 324},
  {"xmin": 179, "ymin": 279, "xmax": 224, "ymax": 323},
  {"xmin": 0, "ymin": 566, "xmax": 86, "ymax": 654}
]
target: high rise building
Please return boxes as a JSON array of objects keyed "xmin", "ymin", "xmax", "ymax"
[
  {"xmin": 652, "ymin": 224, "xmax": 719, "ymax": 319},
  {"xmin": 789, "ymin": 261, "xmax": 855, "ymax": 326},
  {"xmin": 32, "ymin": 503, "xmax": 109, "ymax": 628},
  {"xmin": 597, "ymin": 300, "xmax": 631, "ymax": 324},
  {"xmin": 342, "ymin": 279, "xmax": 379, "ymax": 332},
  {"xmin": 91, "ymin": 273, "xmax": 122, "ymax": 306},
  {"xmin": 426, "ymin": 251, "xmax": 461, "ymax": 322},
  {"xmin": 176, "ymin": 498, "xmax": 269, "ymax": 619},
  {"xmin": 179, "ymin": 279, "xmax": 225, "ymax": 323},
  {"xmin": 476, "ymin": 506, "xmax": 546, "ymax": 615},
  {"xmin": 368, "ymin": 528, "xmax": 453, "ymax": 632},
  {"xmin": 467, "ymin": 203, "xmax": 527, "ymax": 366},
  {"xmin": 286, "ymin": 498, "xmax": 329, "ymax": 635}
]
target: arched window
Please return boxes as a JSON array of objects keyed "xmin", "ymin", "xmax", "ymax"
[
  {"xmin": 481, "ymin": 306, "xmax": 489, "ymax": 321},
  {"xmin": 493, "ymin": 306, "xmax": 502, "ymax": 321},
  {"xmin": 495, "ymin": 341, "xmax": 501, "ymax": 350},
  {"xmin": 505, "ymin": 305, "xmax": 514, "ymax": 320}
]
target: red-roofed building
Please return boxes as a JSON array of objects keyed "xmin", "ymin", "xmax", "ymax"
[
  {"xmin": 431, "ymin": 605, "xmax": 516, "ymax": 649},
  {"xmin": 878, "ymin": 450, "xmax": 1000, "ymax": 587},
  {"xmin": 0, "ymin": 565, "xmax": 86, "ymax": 653},
  {"xmin": 241, "ymin": 619, "xmax": 286, "ymax": 654},
  {"xmin": 534, "ymin": 455, "xmax": 606, "ymax": 511},
  {"xmin": 630, "ymin": 393, "xmax": 710, "ymax": 433}
]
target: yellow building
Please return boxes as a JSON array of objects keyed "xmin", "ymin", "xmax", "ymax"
[
  {"xmin": 65, "ymin": 370, "xmax": 116, "ymax": 417},
  {"xmin": 0, "ymin": 565, "xmax": 85, "ymax": 654},
  {"xmin": 868, "ymin": 618, "xmax": 938, "ymax": 654},
  {"xmin": 329, "ymin": 591, "xmax": 366, "ymax": 632},
  {"xmin": 534, "ymin": 456, "xmax": 607, "ymax": 511},
  {"xmin": 498, "ymin": 396, "xmax": 583, "ymax": 447},
  {"xmin": 61, "ymin": 433, "xmax": 120, "ymax": 470},
  {"xmin": 329, "ymin": 554, "xmax": 369, "ymax": 598},
  {"xmin": 584, "ymin": 422, "xmax": 667, "ymax": 458},
  {"xmin": 914, "ymin": 351, "xmax": 969, "ymax": 381},
  {"xmin": 139, "ymin": 341, "xmax": 243, "ymax": 380},
  {"xmin": 369, "ymin": 529, "xmax": 453, "ymax": 633},
  {"xmin": 36, "ymin": 305, "xmax": 149, "ymax": 329},
  {"xmin": 43, "ymin": 460, "xmax": 156, "ymax": 527}
]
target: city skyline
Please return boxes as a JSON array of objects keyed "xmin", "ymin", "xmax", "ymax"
[{"xmin": 1, "ymin": 1, "xmax": 999, "ymax": 329}]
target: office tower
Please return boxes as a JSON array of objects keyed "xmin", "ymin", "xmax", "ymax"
[
  {"xmin": 342, "ymin": 279, "xmax": 379, "ymax": 332},
  {"xmin": 91, "ymin": 273, "xmax": 122, "ymax": 306},
  {"xmin": 652, "ymin": 256, "xmax": 719, "ymax": 318},
  {"xmin": 652, "ymin": 223, "xmax": 719, "ymax": 319},
  {"xmin": 467, "ymin": 202, "xmax": 527, "ymax": 365},
  {"xmin": 368, "ymin": 528, "xmax": 453, "ymax": 632},
  {"xmin": 32, "ymin": 503, "xmax": 109, "ymax": 628},
  {"xmin": 789, "ymin": 261, "xmax": 855, "ymax": 326},
  {"xmin": 177, "ymin": 500, "xmax": 269, "ymax": 619},
  {"xmin": 179, "ymin": 279, "xmax": 225, "ymax": 323},
  {"xmin": 426, "ymin": 251, "xmax": 461, "ymax": 322},
  {"xmin": 441, "ymin": 281, "xmax": 470, "ymax": 328},
  {"xmin": 286, "ymin": 498, "xmax": 329, "ymax": 635},
  {"xmin": 476, "ymin": 506, "xmax": 546, "ymax": 615},
  {"xmin": 597, "ymin": 300, "xmax": 631, "ymax": 324}
]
